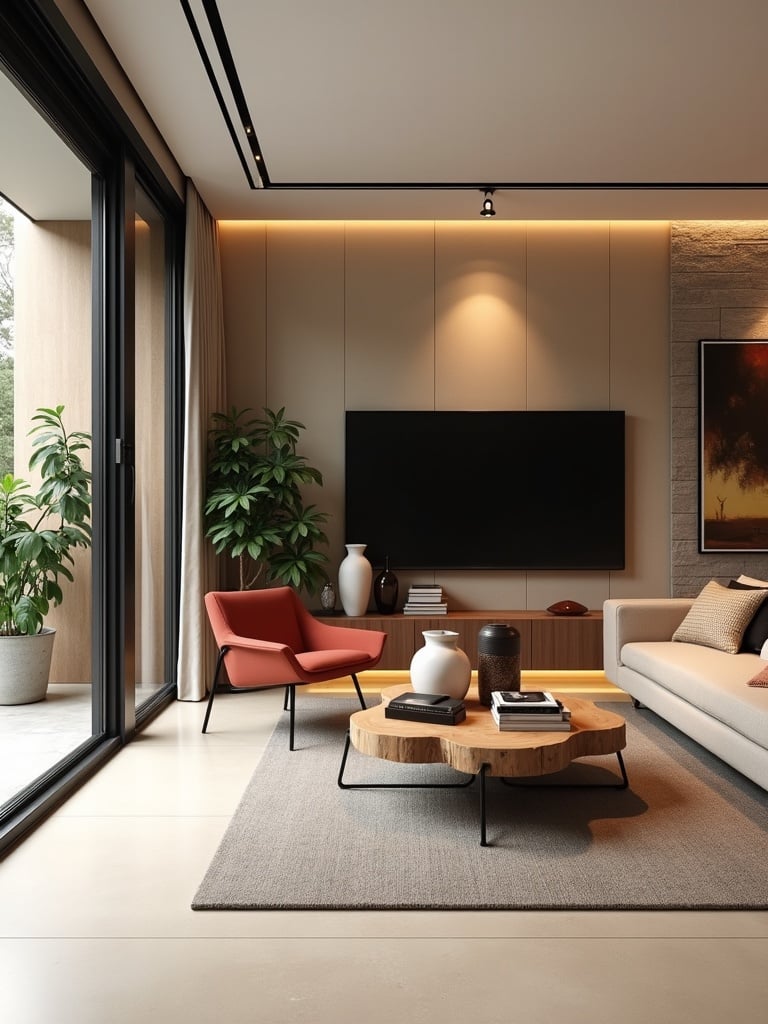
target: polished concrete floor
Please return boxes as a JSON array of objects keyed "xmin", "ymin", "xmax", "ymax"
[{"xmin": 0, "ymin": 685, "xmax": 766, "ymax": 1024}]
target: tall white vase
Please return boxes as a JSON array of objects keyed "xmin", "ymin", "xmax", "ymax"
[
  {"xmin": 338, "ymin": 543, "xmax": 373, "ymax": 616},
  {"xmin": 409, "ymin": 630, "xmax": 471, "ymax": 699}
]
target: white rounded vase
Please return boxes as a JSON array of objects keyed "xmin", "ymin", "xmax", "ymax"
[
  {"xmin": 409, "ymin": 630, "xmax": 471, "ymax": 699},
  {"xmin": 338, "ymin": 543, "xmax": 373, "ymax": 616}
]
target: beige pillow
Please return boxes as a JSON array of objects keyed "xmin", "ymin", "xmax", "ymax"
[{"xmin": 672, "ymin": 580, "xmax": 768, "ymax": 654}]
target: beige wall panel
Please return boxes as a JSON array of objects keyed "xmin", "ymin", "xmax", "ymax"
[
  {"xmin": 525, "ymin": 573, "xmax": 610, "ymax": 612},
  {"xmin": 435, "ymin": 572, "xmax": 527, "ymax": 612},
  {"xmin": 218, "ymin": 222, "xmax": 267, "ymax": 416},
  {"xmin": 344, "ymin": 224, "xmax": 435, "ymax": 409},
  {"xmin": 265, "ymin": 224, "xmax": 346, "ymax": 570},
  {"xmin": 609, "ymin": 222, "xmax": 671, "ymax": 598},
  {"xmin": 220, "ymin": 219, "xmax": 673, "ymax": 611},
  {"xmin": 434, "ymin": 224, "xmax": 527, "ymax": 410},
  {"xmin": 526, "ymin": 223, "xmax": 610, "ymax": 408},
  {"xmin": 14, "ymin": 219, "xmax": 92, "ymax": 682}
]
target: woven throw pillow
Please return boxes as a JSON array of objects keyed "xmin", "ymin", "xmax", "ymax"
[{"xmin": 672, "ymin": 580, "xmax": 768, "ymax": 654}]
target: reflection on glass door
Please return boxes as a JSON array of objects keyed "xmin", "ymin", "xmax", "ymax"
[{"xmin": 133, "ymin": 186, "xmax": 168, "ymax": 711}]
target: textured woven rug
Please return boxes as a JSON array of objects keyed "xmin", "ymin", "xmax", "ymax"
[{"xmin": 192, "ymin": 698, "xmax": 768, "ymax": 910}]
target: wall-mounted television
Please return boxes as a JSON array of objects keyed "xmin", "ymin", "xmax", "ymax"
[{"xmin": 345, "ymin": 410, "xmax": 625, "ymax": 571}]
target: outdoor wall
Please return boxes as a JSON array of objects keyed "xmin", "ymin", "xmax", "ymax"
[
  {"xmin": 670, "ymin": 221, "xmax": 768, "ymax": 596},
  {"xmin": 13, "ymin": 217, "xmax": 92, "ymax": 683},
  {"xmin": 217, "ymin": 221, "xmax": 671, "ymax": 610}
]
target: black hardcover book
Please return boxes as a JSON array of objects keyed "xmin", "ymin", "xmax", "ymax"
[{"xmin": 385, "ymin": 692, "xmax": 466, "ymax": 725}]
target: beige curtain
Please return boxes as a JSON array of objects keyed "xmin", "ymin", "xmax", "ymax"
[{"xmin": 176, "ymin": 181, "xmax": 226, "ymax": 700}]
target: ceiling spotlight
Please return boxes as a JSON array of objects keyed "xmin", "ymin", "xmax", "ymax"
[{"xmin": 480, "ymin": 189, "xmax": 496, "ymax": 218}]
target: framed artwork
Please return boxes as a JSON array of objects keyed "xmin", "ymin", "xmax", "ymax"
[{"xmin": 699, "ymin": 339, "xmax": 768, "ymax": 552}]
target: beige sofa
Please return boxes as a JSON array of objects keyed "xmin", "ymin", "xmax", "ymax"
[{"xmin": 603, "ymin": 597, "xmax": 768, "ymax": 791}]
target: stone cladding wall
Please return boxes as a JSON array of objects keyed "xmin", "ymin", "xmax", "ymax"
[{"xmin": 671, "ymin": 221, "xmax": 768, "ymax": 596}]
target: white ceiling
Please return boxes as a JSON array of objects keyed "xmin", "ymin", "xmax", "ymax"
[{"xmin": 60, "ymin": 1, "xmax": 768, "ymax": 219}]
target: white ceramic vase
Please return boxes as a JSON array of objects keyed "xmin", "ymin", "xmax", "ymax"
[
  {"xmin": 338, "ymin": 543, "xmax": 373, "ymax": 616},
  {"xmin": 409, "ymin": 630, "xmax": 471, "ymax": 699}
]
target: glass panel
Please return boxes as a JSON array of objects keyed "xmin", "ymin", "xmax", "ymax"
[
  {"xmin": 134, "ymin": 186, "xmax": 168, "ymax": 710},
  {"xmin": 0, "ymin": 67, "xmax": 96, "ymax": 812}
]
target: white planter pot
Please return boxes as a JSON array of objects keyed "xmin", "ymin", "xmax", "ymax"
[
  {"xmin": 338, "ymin": 543, "xmax": 373, "ymax": 616},
  {"xmin": 409, "ymin": 630, "xmax": 471, "ymax": 699},
  {"xmin": 0, "ymin": 628, "xmax": 56, "ymax": 705}
]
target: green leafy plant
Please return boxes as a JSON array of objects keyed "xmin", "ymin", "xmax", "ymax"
[
  {"xmin": 204, "ymin": 406, "xmax": 329, "ymax": 593},
  {"xmin": 0, "ymin": 406, "xmax": 92, "ymax": 636}
]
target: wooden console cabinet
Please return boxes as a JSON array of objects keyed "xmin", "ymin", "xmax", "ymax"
[{"xmin": 316, "ymin": 610, "xmax": 603, "ymax": 671}]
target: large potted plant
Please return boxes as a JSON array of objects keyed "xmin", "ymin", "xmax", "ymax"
[
  {"xmin": 0, "ymin": 405, "xmax": 92, "ymax": 704},
  {"xmin": 204, "ymin": 406, "xmax": 329, "ymax": 593}
]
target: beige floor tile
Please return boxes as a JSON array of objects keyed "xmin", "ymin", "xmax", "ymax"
[
  {"xmin": 0, "ymin": 935, "xmax": 766, "ymax": 1024},
  {"xmin": 1, "ymin": 693, "xmax": 767, "ymax": 1021}
]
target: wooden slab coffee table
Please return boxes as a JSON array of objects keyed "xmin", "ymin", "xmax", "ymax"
[{"xmin": 338, "ymin": 686, "xmax": 628, "ymax": 845}]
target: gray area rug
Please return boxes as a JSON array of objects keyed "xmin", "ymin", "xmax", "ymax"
[{"xmin": 192, "ymin": 698, "xmax": 768, "ymax": 910}]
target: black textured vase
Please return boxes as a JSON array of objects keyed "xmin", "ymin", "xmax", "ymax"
[
  {"xmin": 373, "ymin": 556, "xmax": 399, "ymax": 614},
  {"xmin": 477, "ymin": 622, "xmax": 521, "ymax": 706}
]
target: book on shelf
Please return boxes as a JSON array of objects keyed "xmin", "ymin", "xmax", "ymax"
[
  {"xmin": 404, "ymin": 604, "xmax": 448, "ymax": 614},
  {"xmin": 409, "ymin": 584, "xmax": 443, "ymax": 592}
]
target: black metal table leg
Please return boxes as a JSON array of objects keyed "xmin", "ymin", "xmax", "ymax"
[
  {"xmin": 480, "ymin": 764, "xmax": 489, "ymax": 847},
  {"xmin": 500, "ymin": 749, "xmax": 630, "ymax": 791},
  {"xmin": 337, "ymin": 731, "xmax": 475, "ymax": 793}
]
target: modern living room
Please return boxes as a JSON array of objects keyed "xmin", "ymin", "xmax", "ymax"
[{"xmin": 1, "ymin": 2, "xmax": 767, "ymax": 1022}]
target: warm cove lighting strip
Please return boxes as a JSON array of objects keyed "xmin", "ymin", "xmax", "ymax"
[{"xmin": 305, "ymin": 670, "xmax": 629, "ymax": 700}]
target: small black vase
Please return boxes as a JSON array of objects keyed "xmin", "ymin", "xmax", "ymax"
[{"xmin": 373, "ymin": 556, "xmax": 399, "ymax": 614}]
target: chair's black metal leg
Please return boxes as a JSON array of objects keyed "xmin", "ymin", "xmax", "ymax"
[
  {"xmin": 288, "ymin": 684, "xmax": 296, "ymax": 751},
  {"xmin": 351, "ymin": 673, "xmax": 367, "ymax": 709},
  {"xmin": 201, "ymin": 647, "xmax": 228, "ymax": 734},
  {"xmin": 283, "ymin": 685, "xmax": 290, "ymax": 711}
]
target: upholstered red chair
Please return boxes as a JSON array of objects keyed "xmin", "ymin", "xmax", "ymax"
[{"xmin": 203, "ymin": 587, "xmax": 387, "ymax": 749}]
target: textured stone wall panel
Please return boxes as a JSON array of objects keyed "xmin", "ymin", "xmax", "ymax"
[{"xmin": 670, "ymin": 221, "xmax": 768, "ymax": 595}]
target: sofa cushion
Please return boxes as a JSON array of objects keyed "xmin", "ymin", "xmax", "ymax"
[
  {"xmin": 671, "ymin": 580, "xmax": 768, "ymax": 654},
  {"xmin": 620, "ymin": 641, "xmax": 768, "ymax": 748},
  {"xmin": 727, "ymin": 579, "xmax": 768, "ymax": 653}
]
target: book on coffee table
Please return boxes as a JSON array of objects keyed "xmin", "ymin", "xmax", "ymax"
[
  {"xmin": 385, "ymin": 692, "xmax": 466, "ymax": 725},
  {"xmin": 491, "ymin": 705, "xmax": 571, "ymax": 731}
]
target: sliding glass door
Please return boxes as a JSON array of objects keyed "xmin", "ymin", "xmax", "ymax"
[{"xmin": 0, "ymin": 2, "xmax": 183, "ymax": 849}]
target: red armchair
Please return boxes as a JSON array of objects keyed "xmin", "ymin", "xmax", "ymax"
[{"xmin": 203, "ymin": 587, "xmax": 386, "ymax": 749}]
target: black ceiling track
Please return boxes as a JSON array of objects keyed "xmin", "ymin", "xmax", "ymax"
[
  {"xmin": 266, "ymin": 180, "xmax": 768, "ymax": 191},
  {"xmin": 179, "ymin": 0, "xmax": 263, "ymax": 189},
  {"xmin": 180, "ymin": 3, "xmax": 768, "ymax": 198}
]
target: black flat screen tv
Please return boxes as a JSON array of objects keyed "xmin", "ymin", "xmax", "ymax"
[{"xmin": 345, "ymin": 410, "xmax": 625, "ymax": 571}]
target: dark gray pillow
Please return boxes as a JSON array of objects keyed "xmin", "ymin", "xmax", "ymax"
[{"xmin": 727, "ymin": 579, "xmax": 768, "ymax": 653}]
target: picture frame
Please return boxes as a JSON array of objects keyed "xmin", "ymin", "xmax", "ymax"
[{"xmin": 699, "ymin": 339, "xmax": 768, "ymax": 552}]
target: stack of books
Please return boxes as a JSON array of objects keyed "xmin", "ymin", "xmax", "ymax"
[
  {"xmin": 490, "ymin": 690, "xmax": 572, "ymax": 731},
  {"xmin": 403, "ymin": 584, "xmax": 447, "ymax": 615}
]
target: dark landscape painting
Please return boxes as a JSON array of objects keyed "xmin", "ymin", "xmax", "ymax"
[{"xmin": 700, "ymin": 340, "xmax": 768, "ymax": 552}]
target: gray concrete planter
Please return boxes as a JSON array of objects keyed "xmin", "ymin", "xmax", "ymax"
[{"xmin": 0, "ymin": 628, "xmax": 56, "ymax": 705}]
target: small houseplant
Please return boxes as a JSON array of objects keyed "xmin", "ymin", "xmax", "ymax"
[
  {"xmin": 0, "ymin": 406, "xmax": 92, "ymax": 704},
  {"xmin": 204, "ymin": 406, "xmax": 329, "ymax": 593}
]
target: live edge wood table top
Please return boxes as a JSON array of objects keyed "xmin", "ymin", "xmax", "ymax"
[{"xmin": 349, "ymin": 685, "xmax": 626, "ymax": 779}]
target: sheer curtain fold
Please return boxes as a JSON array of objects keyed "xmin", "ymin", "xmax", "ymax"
[{"xmin": 176, "ymin": 181, "xmax": 226, "ymax": 700}]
